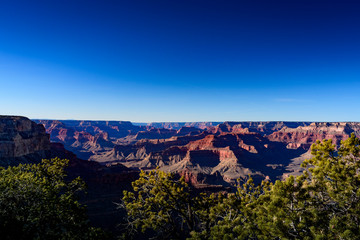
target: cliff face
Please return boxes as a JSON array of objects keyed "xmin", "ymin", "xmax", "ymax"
[
  {"xmin": 267, "ymin": 122, "xmax": 360, "ymax": 149},
  {"xmin": 0, "ymin": 116, "xmax": 50, "ymax": 163},
  {"xmin": 36, "ymin": 119, "xmax": 145, "ymax": 140},
  {"xmin": 207, "ymin": 121, "xmax": 311, "ymax": 135}
]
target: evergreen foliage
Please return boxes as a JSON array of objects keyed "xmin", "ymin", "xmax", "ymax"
[
  {"xmin": 0, "ymin": 157, "xmax": 107, "ymax": 240},
  {"xmin": 121, "ymin": 169, "xmax": 223, "ymax": 239}
]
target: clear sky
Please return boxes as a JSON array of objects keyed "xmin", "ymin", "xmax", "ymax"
[{"xmin": 1, "ymin": 0, "xmax": 359, "ymax": 122}]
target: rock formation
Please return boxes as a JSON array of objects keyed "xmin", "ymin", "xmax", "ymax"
[
  {"xmin": 267, "ymin": 122, "xmax": 359, "ymax": 149},
  {"xmin": 0, "ymin": 116, "xmax": 51, "ymax": 165},
  {"xmin": 207, "ymin": 121, "xmax": 311, "ymax": 135},
  {"xmin": 266, "ymin": 122, "xmax": 360, "ymax": 178}
]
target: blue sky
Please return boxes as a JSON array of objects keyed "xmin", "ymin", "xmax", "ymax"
[{"xmin": 1, "ymin": 0, "xmax": 360, "ymax": 122}]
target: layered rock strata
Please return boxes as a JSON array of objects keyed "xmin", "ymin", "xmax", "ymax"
[{"xmin": 267, "ymin": 122, "xmax": 359, "ymax": 149}]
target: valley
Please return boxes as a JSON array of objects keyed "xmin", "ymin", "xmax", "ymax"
[{"xmin": 34, "ymin": 119, "xmax": 360, "ymax": 186}]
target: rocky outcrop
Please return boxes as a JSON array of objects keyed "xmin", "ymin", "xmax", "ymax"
[
  {"xmin": 36, "ymin": 119, "xmax": 145, "ymax": 140},
  {"xmin": 265, "ymin": 122, "xmax": 360, "ymax": 179},
  {"xmin": 34, "ymin": 119, "xmax": 147, "ymax": 159},
  {"xmin": 267, "ymin": 122, "xmax": 359, "ymax": 149},
  {"xmin": 0, "ymin": 116, "xmax": 51, "ymax": 164},
  {"xmin": 207, "ymin": 121, "xmax": 311, "ymax": 135}
]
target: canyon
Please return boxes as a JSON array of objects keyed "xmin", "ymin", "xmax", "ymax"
[
  {"xmin": 34, "ymin": 119, "xmax": 360, "ymax": 184},
  {"xmin": 2, "ymin": 116, "xmax": 359, "ymax": 195},
  {"xmin": 2, "ymin": 116, "xmax": 360, "ymax": 232}
]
